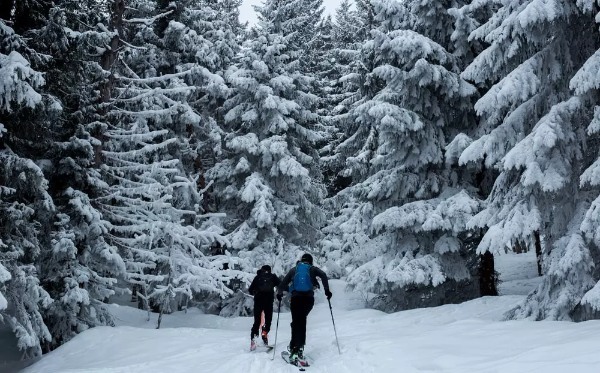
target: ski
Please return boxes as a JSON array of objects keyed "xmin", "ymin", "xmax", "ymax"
[
  {"xmin": 256, "ymin": 345, "xmax": 274, "ymax": 352},
  {"xmin": 250, "ymin": 341, "xmax": 273, "ymax": 352},
  {"xmin": 281, "ymin": 351, "xmax": 309, "ymax": 371}
]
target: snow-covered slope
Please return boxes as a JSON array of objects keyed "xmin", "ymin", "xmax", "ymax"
[
  {"xmin": 21, "ymin": 275, "xmax": 600, "ymax": 373},
  {"xmin": 496, "ymin": 250, "xmax": 543, "ymax": 295}
]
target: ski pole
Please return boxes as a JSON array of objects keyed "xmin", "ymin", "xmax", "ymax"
[
  {"xmin": 328, "ymin": 298, "xmax": 341, "ymax": 354},
  {"xmin": 271, "ymin": 299, "xmax": 282, "ymax": 360}
]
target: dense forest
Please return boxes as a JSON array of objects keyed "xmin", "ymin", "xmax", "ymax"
[{"xmin": 2, "ymin": 0, "xmax": 600, "ymax": 359}]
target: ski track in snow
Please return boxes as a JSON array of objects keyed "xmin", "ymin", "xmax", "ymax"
[{"xmin": 21, "ymin": 254, "xmax": 600, "ymax": 373}]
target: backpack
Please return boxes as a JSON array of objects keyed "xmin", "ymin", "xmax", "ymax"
[
  {"xmin": 256, "ymin": 272, "xmax": 274, "ymax": 293},
  {"xmin": 290, "ymin": 263, "xmax": 312, "ymax": 292}
]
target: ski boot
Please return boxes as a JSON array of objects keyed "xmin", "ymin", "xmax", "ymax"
[
  {"xmin": 288, "ymin": 346, "xmax": 308, "ymax": 367},
  {"xmin": 296, "ymin": 346, "xmax": 308, "ymax": 367},
  {"xmin": 261, "ymin": 327, "xmax": 269, "ymax": 345}
]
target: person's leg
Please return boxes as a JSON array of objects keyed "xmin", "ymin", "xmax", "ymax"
[
  {"xmin": 251, "ymin": 299, "xmax": 262, "ymax": 339},
  {"xmin": 290, "ymin": 296, "xmax": 303, "ymax": 350},
  {"xmin": 298, "ymin": 297, "xmax": 314, "ymax": 347},
  {"xmin": 263, "ymin": 299, "xmax": 274, "ymax": 333}
]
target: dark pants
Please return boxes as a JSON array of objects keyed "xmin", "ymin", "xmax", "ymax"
[
  {"xmin": 251, "ymin": 295, "xmax": 274, "ymax": 338},
  {"xmin": 290, "ymin": 296, "xmax": 314, "ymax": 349}
]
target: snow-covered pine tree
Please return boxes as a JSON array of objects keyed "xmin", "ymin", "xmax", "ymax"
[
  {"xmin": 309, "ymin": 15, "xmax": 340, "ymax": 198},
  {"xmin": 333, "ymin": 0, "xmax": 361, "ymax": 47},
  {"xmin": 322, "ymin": 0, "xmax": 481, "ymax": 311},
  {"xmin": 76, "ymin": 0, "xmax": 244, "ymax": 326},
  {"xmin": 208, "ymin": 0, "xmax": 327, "ymax": 285},
  {"xmin": 575, "ymin": 2, "xmax": 600, "ymax": 320},
  {"xmin": 447, "ymin": 0, "xmax": 494, "ymax": 70},
  {"xmin": 0, "ymin": 18, "xmax": 54, "ymax": 358},
  {"xmin": 177, "ymin": 0, "xmax": 243, "ymax": 108},
  {"xmin": 310, "ymin": 15, "xmax": 335, "ymax": 118},
  {"xmin": 457, "ymin": 0, "xmax": 600, "ymax": 320},
  {"xmin": 156, "ymin": 0, "xmax": 243, "ymax": 214},
  {"xmin": 445, "ymin": 0, "xmax": 501, "ymax": 295},
  {"xmin": 319, "ymin": 0, "xmax": 382, "ymax": 198},
  {"xmin": 319, "ymin": 0, "xmax": 385, "ymax": 277},
  {"xmin": 0, "ymin": 155, "xmax": 54, "ymax": 358},
  {"xmin": 328, "ymin": 0, "xmax": 363, "ymax": 114},
  {"xmin": 10, "ymin": 2, "xmax": 132, "ymax": 348},
  {"xmin": 318, "ymin": 1, "xmax": 364, "ymax": 198},
  {"xmin": 262, "ymin": 0, "xmax": 324, "ymax": 74}
]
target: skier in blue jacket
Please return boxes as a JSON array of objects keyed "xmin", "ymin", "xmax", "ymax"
[{"xmin": 277, "ymin": 253, "xmax": 332, "ymax": 364}]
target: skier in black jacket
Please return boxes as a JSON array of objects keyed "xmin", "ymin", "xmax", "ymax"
[
  {"xmin": 277, "ymin": 253, "xmax": 332, "ymax": 364},
  {"xmin": 248, "ymin": 265, "xmax": 280, "ymax": 348}
]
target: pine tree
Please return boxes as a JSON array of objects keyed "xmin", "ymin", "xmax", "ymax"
[
  {"xmin": 320, "ymin": 0, "xmax": 385, "ymax": 276},
  {"xmin": 456, "ymin": 0, "xmax": 600, "ymax": 319},
  {"xmin": 11, "ymin": 1, "xmax": 134, "ymax": 348},
  {"xmin": 310, "ymin": 16, "xmax": 336, "ymax": 117},
  {"xmin": 329, "ymin": 0, "xmax": 365, "ymax": 112},
  {"xmin": 0, "ymin": 18, "xmax": 54, "ymax": 358},
  {"xmin": 318, "ymin": 2, "xmax": 357, "ymax": 197},
  {"xmin": 320, "ymin": 0, "xmax": 381, "ymax": 191},
  {"xmin": 322, "ymin": 0, "xmax": 481, "ymax": 310},
  {"xmin": 86, "ymin": 0, "xmax": 245, "ymax": 325},
  {"xmin": 444, "ymin": 0, "xmax": 501, "ymax": 295},
  {"xmin": 208, "ymin": 0, "xmax": 327, "ymax": 279},
  {"xmin": 157, "ymin": 0, "xmax": 243, "ymax": 213},
  {"xmin": 256, "ymin": 0, "xmax": 324, "ymax": 74}
]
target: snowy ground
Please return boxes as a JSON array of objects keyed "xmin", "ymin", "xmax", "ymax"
[
  {"xmin": 495, "ymin": 250, "xmax": 543, "ymax": 295},
  {"xmin": 15, "ymin": 252, "xmax": 600, "ymax": 372}
]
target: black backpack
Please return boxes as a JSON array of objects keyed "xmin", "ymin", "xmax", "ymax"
[{"xmin": 256, "ymin": 272, "xmax": 274, "ymax": 293}]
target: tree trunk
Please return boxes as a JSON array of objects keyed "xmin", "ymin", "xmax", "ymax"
[
  {"xmin": 131, "ymin": 284, "xmax": 138, "ymax": 302},
  {"xmin": 479, "ymin": 251, "xmax": 498, "ymax": 296},
  {"xmin": 534, "ymin": 230, "xmax": 543, "ymax": 276},
  {"xmin": 95, "ymin": 0, "xmax": 125, "ymax": 166},
  {"xmin": 157, "ymin": 310, "xmax": 163, "ymax": 329}
]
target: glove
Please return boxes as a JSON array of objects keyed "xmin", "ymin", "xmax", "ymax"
[
  {"xmin": 325, "ymin": 290, "xmax": 332, "ymax": 300},
  {"xmin": 277, "ymin": 292, "xmax": 283, "ymax": 302}
]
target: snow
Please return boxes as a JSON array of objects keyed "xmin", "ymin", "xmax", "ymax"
[
  {"xmin": 495, "ymin": 250, "xmax": 543, "ymax": 296},
  {"xmin": 0, "ymin": 51, "xmax": 44, "ymax": 112},
  {"xmin": 22, "ymin": 262, "xmax": 600, "ymax": 373}
]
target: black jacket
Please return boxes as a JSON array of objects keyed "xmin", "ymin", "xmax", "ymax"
[
  {"xmin": 277, "ymin": 264, "xmax": 330, "ymax": 297},
  {"xmin": 248, "ymin": 270, "xmax": 280, "ymax": 299}
]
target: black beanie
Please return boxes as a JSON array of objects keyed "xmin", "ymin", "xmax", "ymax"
[
  {"xmin": 301, "ymin": 253, "xmax": 313, "ymax": 265},
  {"xmin": 261, "ymin": 265, "xmax": 272, "ymax": 273}
]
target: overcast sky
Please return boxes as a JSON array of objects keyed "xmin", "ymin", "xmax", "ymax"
[{"xmin": 239, "ymin": 0, "xmax": 346, "ymax": 25}]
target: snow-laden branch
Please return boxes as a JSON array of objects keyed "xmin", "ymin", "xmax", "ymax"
[
  {"xmin": 124, "ymin": 9, "xmax": 174, "ymax": 26},
  {"xmin": 116, "ymin": 69, "xmax": 192, "ymax": 84}
]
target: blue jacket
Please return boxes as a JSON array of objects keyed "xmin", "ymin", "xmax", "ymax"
[{"xmin": 277, "ymin": 263, "xmax": 330, "ymax": 297}]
